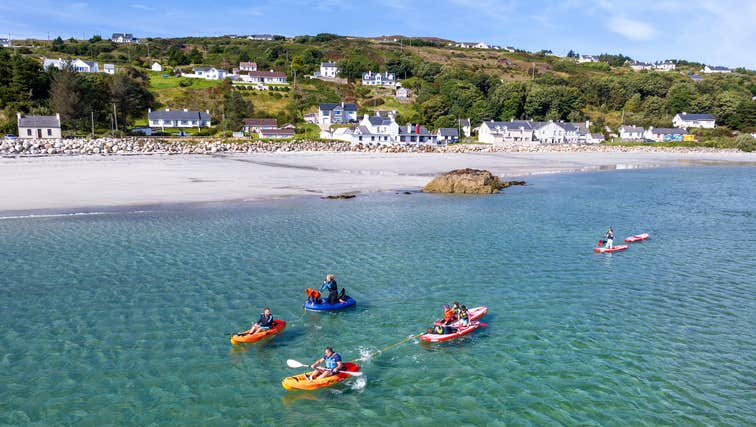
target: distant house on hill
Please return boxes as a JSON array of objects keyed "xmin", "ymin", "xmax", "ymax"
[
  {"xmin": 320, "ymin": 62, "xmax": 339, "ymax": 78},
  {"xmin": 239, "ymin": 62, "xmax": 257, "ymax": 72},
  {"xmin": 630, "ymin": 61, "xmax": 654, "ymax": 71},
  {"xmin": 455, "ymin": 41, "xmax": 490, "ymax": 49},
  {"xmin": 644, "ymin": 127, "xmax": 687, "ymax": 142},
  {"xmin": 242, "ymin": 118, "xmax": 277, "ymax": 134},
  {"xmin": 111, "ymin": 33, "xmax": 137, "ymax": 43},
  {"xmin": 655, "ymin": 60, "xmax": 676, "ymax": 71},
  {"xmin": 185, "ymin": 67, "xmax": 228, "ymax": 80},
  {"xmin": 147, "ymin": 108, "xmax": 211, "ymax": 129},
  {"xmin": 673, "ymin": 113, "xmax": 716, "ymax": 129},
  {"xmin": 618, "ymin": 125, "xmax": 644, "ymax": 141},
  {"xmin": 247, "ymin": 34, "xmax": 274, "ymax": 41},
  {"xmin": 0, "ymin": 38, "xmax": 11, "ymax": 48},
  {"xmin": 151, "ymin": 62, "xmax": 163, "ymax": 72},
  {"xmin": 17, "ymin": 113, "xmax": 61, "ymax": 139},
  {"xmin": 578, "ymin": 55, "xmax": 599, "ymax": 63},
  {"xmin": 395, "ymin": 83, "xmax": 410, "ymax": 100},
  {"xmin": 103, "ymin": 64, "xmax": 115, "ymax": 75},
  {"xmin": 318, "ymin": 102, "xmax": 358, "ymax": 128},
  {"xmin": 702, "ymin": 65, "xmax": 731, "ymax": 74},
  {"xmin": 361, "ymin": 71, "xmax": 396, "ymax": 86},
  {"xmin": 238, "ymin": 70, "xmax": 287, "ymax": 84},
  {"xmin": 43, "ymin": 57, "xmax": 99, "ymax": 73}
]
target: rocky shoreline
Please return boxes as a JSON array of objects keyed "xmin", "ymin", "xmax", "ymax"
[{"xmin": 0, "ymin": 137, "xmax": 743, "ymax": 156}]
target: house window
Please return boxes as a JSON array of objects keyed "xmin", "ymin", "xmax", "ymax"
[
  {"xmin": 47, "ymin": 129, "xmax": 52, "ymax": 136},
  {"xmin": 27, "ymin": 129, "xmax": 32, "ymax": 136}
]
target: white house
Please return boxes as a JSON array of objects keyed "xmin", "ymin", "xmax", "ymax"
[
  {"xmin": 585, "ymin": 133, "xmax": 605, "ymax": 144},
  {"xmin": 151, "ymin": 62, "xmax": 163, "ymax": 72},
  {"xmin": 103, "ymin": 64, "xmax": 115, "ymax": 75},
  {"xmin": 361, "ymin": 71, "xmax": 396, "ymax": 86},
  {"xmin": 317, "ymin": 102, "xmax": 358, "ymax": 128},
  {"xmin": 456, "ymin": 41, "xmax": 490, "ymax": 49},
  {"xmin": 43, "ymin": 57, "xmax": 99, "ymax": 73},
  {"xmin": 17, "ymin": 113, "xmax": 62, "ymax": 139},
  {"xmin": 478, "ymin": 120, "xmax": 536, "ymax": 145},
  {"xmin": 618, "ymin": 125, "xmax": 645, "ymax": 141},
  {"xmin": 186, "ymin": 67, "xmax": 228, "ymax": 80},
  {"xmin": 239, "ymin": 62, "xmax": 257, "ymax": 72},
  {"xmin": 395, "ymin": 83, "xmax": 410, "ymax": 99},
  {"xmin": 702, "ymin": 65, "xmax": 731, "ymax": 74},
  {"xmin": 242, "ymin": 118, "xmax": 277, "ymax": 134},
  {"xmin": 111, "ymin": 33, "xmax": 137, "ymax": 43},
  {"xmin": 147, "ymin": 108, "xmax": 211, "ymax": 129},
  {"xmin": 238, "ymin": 70, "xmax": 287, "ymax": 84},
  {"xmin": 673, "ymin": 113, "xmax": 716, "ymax": 129},
  {"xmin": 458, "ymin": 119, "xmax": 471, "ymax": 137},
  {"xmin": 435, "ymin": 128, "xmax": 459, "ymax": 144},
  {"xmin": 247, "ymin": 34, "xmax": 274, "ymax": 41},
  {"xmin": 578, "ymin": 55, "xmax": 599, "ymax": 63},
  {"xmin": 630, "ymin": 61, "xmax": 654, "ymax": 71},
  {"xmin": 350, "ymin": 114, "xmax": 438, "ymax": 145},
  {"xmin": 0, "ymin": 38, "xmax": 11, "ymax": 48},
  {"xmin": 644, "ymin": 127, "xmax": 687, "ymax": 142},
  {"xmin": 655, "ymin": 60, "xmax": 676, "ymax": 71},
  {"xmin": 533, "ymin": 121, "xmax": 579, "ymax": 144},
  {"xmin": 320, "ymin": 62, "xmax": 339, "ymax": 78}
]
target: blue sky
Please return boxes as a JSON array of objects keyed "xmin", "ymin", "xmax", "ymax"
[{"xmin": 1, "ymin": 0, "xmax": 754, "ymax": 68}]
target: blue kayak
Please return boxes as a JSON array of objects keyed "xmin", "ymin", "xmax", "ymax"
[{"xmin": 304, "ymin": 296, "xmax": 356, "ymax": 311}]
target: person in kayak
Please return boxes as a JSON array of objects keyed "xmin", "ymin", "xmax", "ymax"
[
  {"xmin": 308, "ymin": 347, "xmax": 343, "ymax": 380},
  {"xmin": 321, "ymin": 274, "xmax": 339, "ymax": 304},
  {"xmin": 244, "ymin": 307, "xmax": 274, "ymax": 335},
  {"xmin": 442, "ymin": 305, "xmax": 457, "ymax": 325},
  {"xmin": 604, "ymin": 227, "xmax": 614, "ymax": 249},
  {"xmin": 427, "ymin": 324, "xmax": 457, "ymax": 335},
  {"xmin": 458, "ymin": 305, "xmax": 470, "ymax": 327},
  {"xmin": 305, "ymin": 288, "xmax": 322, "ymax": 304}
]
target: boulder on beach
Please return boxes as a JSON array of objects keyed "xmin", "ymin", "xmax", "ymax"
[
  {"xmin": 321, "ymin": 193, "xmax": 356, "ymax": 200},
  {"xmin": 422, "ymin": 168, "xmax": 524, "ymax": 194}
]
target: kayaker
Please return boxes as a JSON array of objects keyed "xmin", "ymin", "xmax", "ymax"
[
  {"xmin": 458, "ymin": 305, "xmax": 470, "ymax": 327},
  {"xmin": 305, "ymin": 288, "xmax": 322, "ymax": 304},
  {"xmin": 428, "ymin": 324, "xmax": 457, "ymax": 335},
  {"xmin": 604, "ymin": 227, "xmax": 614, "ymax": 249},
  {"xmin": 308, "ymin": 347, "xmax": 343, "ymax": 380},
  {"xmin": 442, "ymin": 305, "xmax": 457, "ymax": 325},
  {"xmin": 452, "ymin": 302, "xmax": 461, "ymax": 319},
  {"xmin": 321, "ymin": 274, "xmax": 339, "ymax": 304},
  {"xmin": 245, "ymin": 307, "xmax": 274, "ymax": 335}
]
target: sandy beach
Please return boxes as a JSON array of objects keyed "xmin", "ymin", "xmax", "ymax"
[{"xmin": 1, "ymin": 150, "xmax": 754, "ymax": 213}]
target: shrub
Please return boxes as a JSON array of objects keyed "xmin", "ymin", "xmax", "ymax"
[
  {"xmin": 735, "ymin": 134, "xmax": 755, "ymax": 152},
  {"xmin": 178, "ymin": 79, "xmax": 193, "ymax": 87}
]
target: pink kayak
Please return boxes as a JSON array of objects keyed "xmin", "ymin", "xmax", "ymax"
[
  {"xmin": 434, "ymin": 306, "xmax": 488, "ymax": 327},
  {"xmin": 594, "ymin": 245, "xmax": 629, "ymax": 253},
  {"xmin": 421, "ymin": 321, "xmax": 481, "ymax": 343},
  {"xmin": 624, "ymin": 233, "xmax": 649, "ymax": 243}
]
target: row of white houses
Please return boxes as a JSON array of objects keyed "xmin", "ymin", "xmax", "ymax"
[{"xmin": 478, "ymin": 120, "xmax": 605, "ymax": 145}]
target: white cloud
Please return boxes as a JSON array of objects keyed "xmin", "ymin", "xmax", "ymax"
[
  {"xmin": 131, "ymin": 4, "xmax": 154, "ymax": 11},
  {"xmin": 607, "ymin": 16, "xmax": 656, "ymax": 41}
]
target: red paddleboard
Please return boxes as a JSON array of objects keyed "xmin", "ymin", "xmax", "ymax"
[
  {"xmin": 421, "ymin": 321, "xmax": 481, "ymax": 343},
  {"xmin": 624, "ymin": 233, "xmax": 649, "ymax": 243},
  {"xmin": 434, "ymin": 306, "xmax": 487, "ymax": 327},
  {"xmin": 594, "ymin": 245, "xmax": 629, "ymax": 253}
]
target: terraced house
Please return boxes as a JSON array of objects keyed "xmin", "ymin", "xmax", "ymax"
[
  {"xmin": 147, "ymin": 108, "xmax": 211, "ymax": 130},
  {"xmin": 361, "ymin": 71, "xmax": 396, "ymax": 86}
]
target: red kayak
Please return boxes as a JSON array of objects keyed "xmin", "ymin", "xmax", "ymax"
[
  {"xmin": 421, "ymin": 321, "xmax": 481, "ymax": 343},
  {"xmin": 434, "ymin": 306, "xmax": 487, "ymax": 327},
  {"xmin": 594, "ymin": 245, "xmax": 629, "ymax": 253},
  {"xmin": 624, "ymin": 233, "xmax": 649, "ymax": 243}
]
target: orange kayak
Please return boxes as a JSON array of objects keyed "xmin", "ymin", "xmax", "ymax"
[
  {"xmin": 281, "ymin": 362, "xmax": 360, "ymax": 390},
  {"xmin": 230, "ymin": 320, "xmax": 286, "ymax": 344}
]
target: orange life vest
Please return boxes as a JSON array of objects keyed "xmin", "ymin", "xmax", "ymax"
[{"xmin": 305, "ymin": 288, "xmax": 321, "ymax": 299}]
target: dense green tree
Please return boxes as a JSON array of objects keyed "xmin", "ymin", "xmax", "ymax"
[
  {"xmin": 51, "ymin": 36, "xmax": 65, "ymax": 52},
  {"xmin": 187, "ymin": 48, "xmax": 203, "ymax": 64},
  {"xmin": 49, "ymin": 68, "xmax": 81, "ymax": 131},
  {"xmin": 666, "ymin": 82, "xmax": 698, "ymax": 113},
  {"xmin": 223, "ymin": 91, "xmax": 253, "ymax": 131},
  {"xmin": 488, "ymin": 82, "xmax": 526, "ymax": 120}
]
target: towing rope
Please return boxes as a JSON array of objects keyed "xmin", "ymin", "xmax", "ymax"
[{"xmin": 352, "ymin": 332, "xmax": 424, "ymax": 362}]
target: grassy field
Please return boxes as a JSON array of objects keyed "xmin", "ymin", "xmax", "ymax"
[{"xmin": 148, "ymin": 72, "xmax": 223, "ymax": 90}]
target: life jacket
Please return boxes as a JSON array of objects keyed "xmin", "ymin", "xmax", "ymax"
[
  {"xmin": 459, "ymin": 310, "xmax": 469, "ymax": 320},
  {"xmin": 324, "ymin": 354, "xmax": 340, "ymax": 369},
  {"xmin": 433, "ymin": 325, "xmax": 445, "ymax": 334},
  {"xmin": 444, "ymin": 309, "xmax": 456, "ymax": 322},
  {"xmin": 258, "ymin": 313, "xmax": 273, "ymax": 327},
  {"xmin": 305, "ymin": 288, "xmax": 321, "ymax": 299}
]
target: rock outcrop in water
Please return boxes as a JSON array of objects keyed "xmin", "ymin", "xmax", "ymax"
[{"xmin": 422, "ymin": 169, "xmax": 525, "ymax": 194}]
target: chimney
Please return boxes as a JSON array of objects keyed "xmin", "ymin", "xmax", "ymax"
[{"xmin": 148, "ymin": 108, "xmax": 152, "ymax": 113}]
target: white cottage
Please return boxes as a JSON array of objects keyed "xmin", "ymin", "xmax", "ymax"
[
  {"xmin": 361, "ymin": 71, "xmax": 396, "ymax": 86},
  {"xmin": 673, "ymin": 113, "xmax": 716, "ymax": 129},
  {"xmin": 320, "ymin": 62, "xmax": 339, "ymax": 78},
  {"xmin": 151, "ymin": 62, "xmax": 163, "ymax": 72},
  {"xmin": 17, "ymin": 113, "xmax": 62, "ymax": 139},
  {"xmin": 618, "ymin": 125, "xmax": 645, "ymax": 141}
]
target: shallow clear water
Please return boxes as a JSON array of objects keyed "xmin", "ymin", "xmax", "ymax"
[{"xmin": 1, "ymin": 167, "xmax": 754, "ymax": 426}]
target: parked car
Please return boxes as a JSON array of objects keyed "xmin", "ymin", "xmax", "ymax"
[{"xmin": 4, "ymin": 134, "xmax": 17, "ymax": 140}]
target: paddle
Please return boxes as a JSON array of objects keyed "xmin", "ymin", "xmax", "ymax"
[{"xmin": 286, "ymin": 359, "xmax": 363, "ymax": 376}]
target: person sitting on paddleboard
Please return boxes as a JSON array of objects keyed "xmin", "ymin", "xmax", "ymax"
[
  {"xmin": 604, "ymin": 227, "xmax": 614, "ymax": 249},
  {"xmin": 458, "ymin": 305, "xmax": 470, "ymax": 327},
  {"xmin": 308, "ymin": 347, "xmax": 343, "ymax": 380},
  {"xmin": 321, "ymin": 274, "xmax": 339, "ymax": 304},
  {"xmin": 245, "ymin": 307, "xmax": 273, "ymax": 335}
]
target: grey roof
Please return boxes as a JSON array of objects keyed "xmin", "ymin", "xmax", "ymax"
[
  {"xmin": 677, "ymin": 113, "xmax": 715, "ymax": 121},
  {"xmin": 148, "ymin": 109, "xmax": 210, "ymax": 121},
  {"xmin": 18, "ymin": 115, "xmax": 60, "ymax": 128},
  {"xmin": 319, "ymin": 103, "xmax": 358, "ymax": 112},
  {"xmin": 650, "ymin": 128, "xmax": 687, "ymax": 134},
  {"xmin": 458, "ymin": 119, "xmax": 470, "ymax": 126},
  {"xmin": 321, "ymin": 62, "xmax": 337, "ymax": 67},
  {"xmin": 688, "ymin": 74, "xmax": 704, "ymax": 81},
  {"xmin": 619, "ymin": 125, "xmax": 644, "ymax": 132},
  {"xmin": 590, "ymin": 133, "xmax": 604, "ymax": 139},
  {"xmin": 437, "ymin": 128, "xmax": 459, "ymax": 137},
  {"xmin": 367, "ymin": 116, "xmax": 392, "ymax": 126},
  {"xmin": 399, "ymin": 125, "xmax": 432, "ymax": 135},
  {"xmin": 82, "ymin": 60, "xmax": 97, "ymax": 68},
  {"xmin": 193, "ymin": 67, "xmax": 212, "ymax": 71},
  {"xmin": 487, "ymin": 120, "xmax": 534, "ymax": 130},
  {"xmin": 112, "ymin": 33, "xmax": 135, "ymax": 39},
  {"xmin": 259, "ymin": 128, "xmax": 295, "ymax": 135},
  {"xmin": 355, "ymin": 126, "xmax": 373, "ymax": 134},
  {"xmin": 708, "ymin": 66, "xmax": 729, "ymax": 70}
]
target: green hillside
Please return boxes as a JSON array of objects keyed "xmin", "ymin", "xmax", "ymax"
[{"xmin": 1, "ymin": 34, "xmax": 754, "ymax": 144}]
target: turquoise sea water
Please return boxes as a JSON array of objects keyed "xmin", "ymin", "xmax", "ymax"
[{"xmin": 1, "ymin": 166, "xmax": 754, "ymax": 426}]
